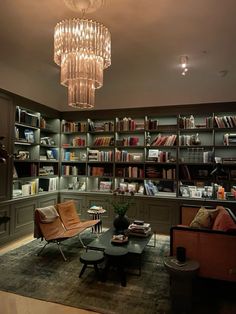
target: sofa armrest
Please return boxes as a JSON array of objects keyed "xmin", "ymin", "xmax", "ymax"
[{"xmin": 170, "ymin": 226, "xmax": 236, "ymax": 282}]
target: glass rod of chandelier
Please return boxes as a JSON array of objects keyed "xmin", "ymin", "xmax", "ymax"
[{"xmin": 54, "ymin": 18, "xmax": 111, "ymax": 109}]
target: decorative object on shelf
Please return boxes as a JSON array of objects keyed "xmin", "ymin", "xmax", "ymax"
[
  {"xmin": 192, "ymin": 133, "xmax": 201, "ymax": 145},
  {"xmin": 54, "ymin": 0, "xmax": 111, "ymax": 109},
  {"xmin": 146, "ymin": 132, "xmax": 151, "ymax": 146},
  {"xmin": 16, "ymin": 150, "xmax": 30, "ymax": 160}
]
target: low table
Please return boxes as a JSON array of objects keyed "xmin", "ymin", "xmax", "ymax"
[
  {"xmin": 87, "ymin": 208, "xmax": 106, "ymax": 233},
  {"xmin": 87, "ymin": 228, "xmax": 154, "ymax": 275}
]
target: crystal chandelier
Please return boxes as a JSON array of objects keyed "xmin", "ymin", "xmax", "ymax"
[{"xmin": 54, "ymin": 1, "xmax": 111, "ymax": 109}]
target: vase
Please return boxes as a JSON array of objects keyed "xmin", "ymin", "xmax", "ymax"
[{"xmin": 113, "ymin": 214, "xmax": 130, "ymax": 233}]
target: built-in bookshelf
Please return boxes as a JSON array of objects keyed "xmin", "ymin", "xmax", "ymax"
[
  {"xmin": 13, "ymin": 106, "xmax": 60, "ymax": 198},
  {"xmin": 12, "ymin": 110, "xmax": 236, "ymax": 201}
]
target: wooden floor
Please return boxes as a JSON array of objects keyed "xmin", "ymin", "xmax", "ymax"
[{"xmin": 0, "ymin": 234, "xmax": 99, "ymax": 314}]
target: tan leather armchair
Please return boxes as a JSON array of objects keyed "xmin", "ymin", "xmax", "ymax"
[{"xmin": 34, "ymin": 201, "xmax": 100, "ymax": 261}]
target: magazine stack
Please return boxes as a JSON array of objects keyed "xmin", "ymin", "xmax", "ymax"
[{"xmin": 128, "ymin": 220, "xmax": 151, "ymax": 237}]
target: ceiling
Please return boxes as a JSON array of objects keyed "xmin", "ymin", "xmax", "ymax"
[{"xmin": 0, "ymin": 0, "xmax": 236, "ymax": 112}]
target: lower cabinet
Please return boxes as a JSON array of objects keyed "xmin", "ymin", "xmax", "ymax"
[
  {"xmin": 136, "ymin": 198, "xmax": 180, "ymax": 234},
  {"xmin": 59, "ymin": 193, "xmax": 86, "ymax": 218},
  {"xmin": 0, "ymin": 193, "xmax": 59, "ymax": 246},
  {"xmin": 37, "ymin": 194, "xmax": 58, "ymax": 208},
  {"xmin": 60, "ymin": 193, "xmax": 180, "ymax": 234},
  {"xmin": 11, "ymin": 199, "xmax": 37, "ymax": 236}
]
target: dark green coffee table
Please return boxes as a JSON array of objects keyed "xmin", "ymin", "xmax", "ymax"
[{"xmin": 87, "ymin": 228, "xmax": 154, "ymax": 275}]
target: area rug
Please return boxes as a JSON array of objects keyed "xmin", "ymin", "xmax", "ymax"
[{"xmin": 0, "ymin": 233, "xmax": 171, "ymax": 314}]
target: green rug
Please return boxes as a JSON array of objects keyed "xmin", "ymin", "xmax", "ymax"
[{"xmin": 0, "ymin": 233, "xmax": 171, "ymax": 314}]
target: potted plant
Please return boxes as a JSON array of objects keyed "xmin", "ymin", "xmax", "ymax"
[{"xmin": 109, "ymin": 189, "xmax": 134, "ymax": 233}]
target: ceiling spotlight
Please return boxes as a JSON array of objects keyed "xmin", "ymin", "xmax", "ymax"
[{"xmin": 180, "ymin": 55, "xmax": 189, "ymax": 76}]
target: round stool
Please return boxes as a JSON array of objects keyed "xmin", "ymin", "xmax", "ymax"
[
  {"xmin": 164, "ymin": 257, "xmax": 200, "ymax": 312},
  {"xmin": 103, "ymin": 247, "xmax": 128, "ymax": 287},
  {"xmin": 79, "ymin": 250, "xmax": 104, "ymax": 278}
]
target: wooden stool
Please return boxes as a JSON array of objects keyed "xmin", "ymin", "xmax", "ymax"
[
  {"xmin": 79, "ymin": 250, "xmax": 104, "ymax": 278},
  {"xmin": 103, "ymin": 247, "xmax": 128, "ymax": 287}
]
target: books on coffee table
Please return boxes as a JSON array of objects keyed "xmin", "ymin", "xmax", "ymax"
[{"xmin": 128, "ymin": 222, "xmax": 152, "ymax": 237}]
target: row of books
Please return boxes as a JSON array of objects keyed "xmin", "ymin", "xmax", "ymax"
[
  {"xmin": 63, "ymin": 151, "xmax": 80, "ymax": 161},
  {"xmin": 93, "ymin": 136, "xmax": 114, "ymax": 146},
  {"xmin": 15, "ymin": 129, "xmax": 35, "ymax": 143},
  {"xmin": 61, "ymin": 165, "xmax": 85, "ymax": 176},
  {"xmin": 223, "ymin": 133, "xmax": 236, "ymax": 146},
  {"xmin": 147, "ymin": 149, "xmax": 174, "ymax": 163},
  {"xmin": 116, "ymin": 118, "xmax": 144, "ymax": 131},
  {"xmin": 88, "ymin": 150, "xmax": 113, "ymax": 162},
  {"xmin": 88, "ymin": 120, "xmax": 114, "ymax": 132},
  {"xmin": 21, "ymin": 180, "xmax": 37, "ymax": 196},
  {"xmin": 116, "ymin": 136, "xmax": 140, "ymax": 146},
  {"xmin": 145, "ymin": 119, "xmax": 159, "ymax": 130},
  {"xmin": 151, "ymin": 134, "xmax": 177, "ymax": 146},
  {"xmin": 62, "ymin": 121, "xmax": 87, "ymax": 133},
  {"xmin": 179, "ymin": 116, "xmax": 213, "ymax": 129},
  {"xmin": 89, "ymin": 166, "xmax": 112, "ymax": 177},
  {"xmin": 115, "ymin": 150, "xmax": 143, "ymax": 162},
  {"xmin": 15, "ymin": 107, "xmax": 39, "ymax": 127},
  {"xmin": 162, "ymin": 168, "xmax": 176, "ymax": 180},
  {"xmin": 144, "ymin": 180, "xmax": 158, "ymax": 196},
  {"xmin": 214, "ymin": 115, "xmax": 236, "ymax": 128},
  {"xmin": 14, "ymin": 163, "xmax": 38, "ymax": 177},
  {"xmin": 115, "ymin": 166, "xmax": 144, "ymax": 178}
]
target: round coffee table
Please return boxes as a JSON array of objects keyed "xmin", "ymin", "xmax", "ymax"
[{"xmin": 164, "ymin": 257, "xmax": 200, "ymax": 312}]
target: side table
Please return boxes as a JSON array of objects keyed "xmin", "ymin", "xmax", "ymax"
[
  {"xmin": 164, "ymin": 257, "xmax": 200, "ymax": 313},
  {"xmin": 87, "ymin": 207, "xmax": 106, "ymax": 233}
]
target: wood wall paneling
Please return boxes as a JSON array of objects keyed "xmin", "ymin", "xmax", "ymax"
[{"xmin": 12, "ymin": 199, "xmax": 37, "ymax": 235}]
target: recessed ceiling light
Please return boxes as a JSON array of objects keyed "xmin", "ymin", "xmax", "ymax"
[{"xmin": 180, "ymin": 55, "xmax": 189, "ymax": 76}]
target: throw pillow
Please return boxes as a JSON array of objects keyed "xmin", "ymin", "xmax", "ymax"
[
  {"xmin": 212, "ymin": 207, "xmax": 236, "ymax": 231},
  {"xmin": 190, "ymin": 206, "xmax": 219, "ymax": 229}
]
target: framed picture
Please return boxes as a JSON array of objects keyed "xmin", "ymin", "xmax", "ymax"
[
  {"xmin": 17, "ymin": 150, "xmax": 30, "ymax": 160},
  {"xmin": 46, "ymin": 150, "xmax": 54, "ymax": 159}
]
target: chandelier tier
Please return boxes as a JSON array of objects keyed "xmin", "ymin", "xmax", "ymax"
[{"xmin": 54, "ymin": 18, "xmax": 111, "ymax": 109}]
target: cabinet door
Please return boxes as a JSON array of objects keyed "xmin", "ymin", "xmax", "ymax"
[
  {"xmin": 37, "ymin": 193, "xmax": 59, "ymax": 208},
  {"xmin": 11, "ymin": 199, "xmax": 37, "ymax": 236},
  {"xmin": 137, "ymin": 198, "xmax": 179, "ymax": 234},
  {"xmin": 0, "ymin": 94, "xmax": 14, "ymax": 201},
  {"xmin": 0, "ymin": 203, "xmax": 11, "ymax": 244},
  {"xmin": 59, "ymin": 193, "xmax": 86, "ymax": 218}
]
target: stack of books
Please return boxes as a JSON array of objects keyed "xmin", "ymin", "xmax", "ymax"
[{"xmin": 128, "ymin": 221, "xmax": 151, "ymax": 237}]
